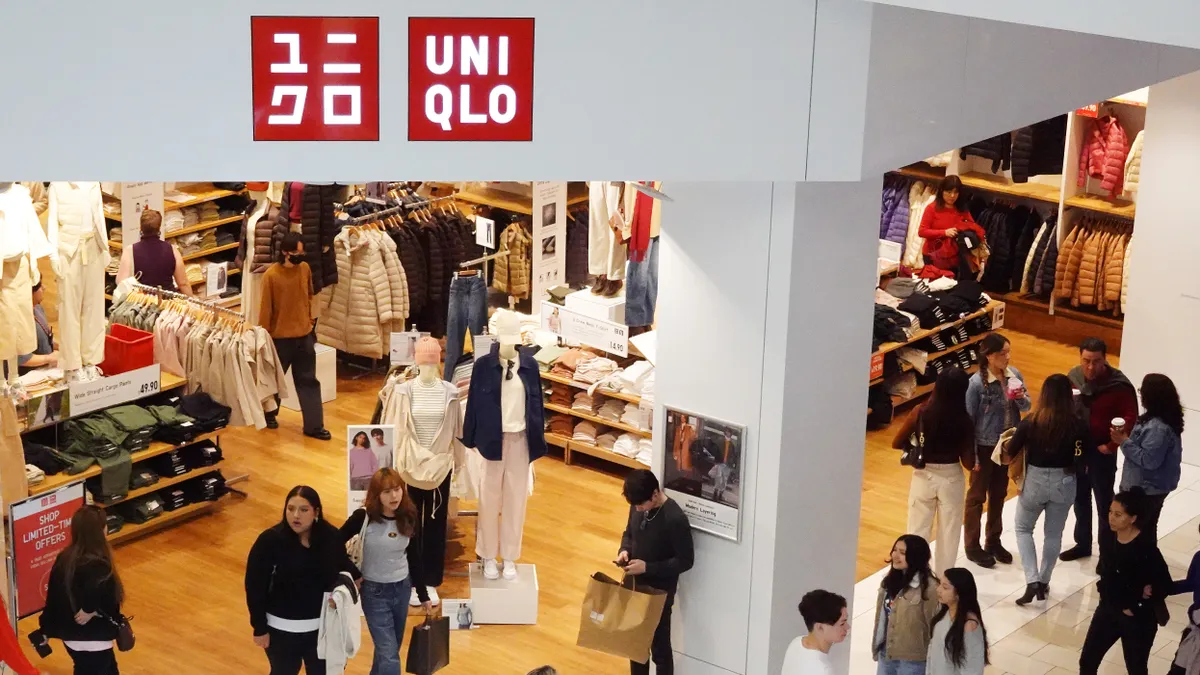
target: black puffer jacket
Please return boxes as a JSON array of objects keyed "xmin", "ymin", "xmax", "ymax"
[
  {"xmin": 1010, "ymin": 210, "xmax": 1041, "ymax": 292},
  {"xmin": 960, "ymin": 133, "xmax": 1012, "ymax": 174},
  {"xmin": 1012, "ymin": 115, "xmax": 1068, "ymax": 183},
  {"xmin": 393, "ymin": 224, "xmax": 428, "ymax": 317},
  {"xmin": 274, "ymin": 183, "xmax": 339, "ymax": 293},
  {"xmin": 1034, "ymin": 217, "xmax": 1059, "ymax": 297}
]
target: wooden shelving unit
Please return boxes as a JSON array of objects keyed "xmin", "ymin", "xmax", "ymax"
[
  {"xmin": 1065, "ymin": 193, "xmax": 1136, "ymax": 219},
  {"xmin": 893, "ymin": 167, "xmax": 1060, "ymax": 204},
  {"xmin": 873, "ymin": 301, "xmax": 1003, "ymax": 358},
  {"xmin": 96, "ymin": 460, "xmax": 224, "ymax": 506},
  {"xmin": 181, "ymin": 242, "xmax": 239, "ymax": 262},
  {"xmin": 547, "ymin": 432, "xmax": 645, "ymax": 471},
  {"xmin": 109, "ymin": 500, "xmax": 219, "ymax": 545},
  {"xmin": 32, "ymin": 431, "xmax": 221, "ymax": 495},
  {"xmin": 454, "ymin": 182, "xmax": 589, "ymax": 215},
  {"xmin": 103, "ymin": 183, "xmax": 247, "ymax": 222},
  {"xmin": 544, "ymin": 403, "xmax": 651, "ymax": 439},
  {"xmin": 109, "ymin": 214, "xmax": 245, "ymax": 249},
  {"xmin": 540, "ymin": 371, "xmax": 642, "ymax": 405},
  {"xmin": 869, "ymin": 332, "xmax": 992, "ymax": 386},
  {"xmin": 891, "ymin": 364, "xmax": 980, "ymax": 407},
  {"xmin": 18, "ymin": 372, "xmax": 187, "ymax": 434},
  {"xmin": 541, "ymin": 372, "xmax": 651, "ymax": 472}
]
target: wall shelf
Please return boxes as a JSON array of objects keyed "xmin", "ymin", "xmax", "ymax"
[
  {"xmin": 109, "ymin": 499, "xmax": 219, "ymax": 545},
  {"xmin": 181, "ymin": 242, "xmax": 239, "ymax": 262},
  {"xmin": 1065, "ymin": 193, "xmax": 1136, "ymax": 219}
]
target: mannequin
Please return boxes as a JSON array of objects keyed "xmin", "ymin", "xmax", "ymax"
[
  {"xmin": 0, "ymin": 183, "xmax": 52, "ymax": 399},
  {"xmin": 587, "ymin": 181, "xmax": 627, "ymax": 298},
  {"xmin": 392, "ymin": 337, "xmax": 464, "ymax": 607},
  {"xmin": 47, "ymin": 182, "xmax": 111, "ymax": 383},
  {"xmin": 462, "ymin": 310, "xmax": 548, "ymax": 580}
]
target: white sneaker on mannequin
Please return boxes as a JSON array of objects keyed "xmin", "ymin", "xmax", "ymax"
[
  {"xmin": 427, "ymin": 587, "xmax": 440, "ymax": 607},
  {"xmin": 483, "ymin": 559, "xmax": 500, "ymax": 580},
  {"xmin": 410, "ymin": 587, "xmax": 422, "ymax": 607},
  {"xmin": 502, "ymin": 560, "xmax": 517, "ymax": 580},
  {"xmin": 87, "ymin": 365, "xmax": 104, "ymax": 381},
  {"xmin": 65, "ymin": 369, "xmax": 81, "ymax": 384}
]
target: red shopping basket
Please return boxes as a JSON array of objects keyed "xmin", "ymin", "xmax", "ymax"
[{"xmin": 99, "ymin": 324, "xmax": 155, "ymax": 376}]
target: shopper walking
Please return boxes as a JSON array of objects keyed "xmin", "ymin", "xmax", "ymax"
[
  {"xmin": 963, "ymin": 333, "xmax": 1028, "ymax": 569},
  {"xmin": 616, "ymin": 469, "xmax": 694, "ymax": 675},
  {"xmin": 37, "ymin": 505, "xmax": 125, "ymax": 675},
  {"xmin": 892, "ymin": 368, "xmax": 976, "ymax": 574},
  {"xmin": 339, "ymin": 469, "xmax": 432, "ymax": 675},
  {"xmin": 928, "ymin": 568, "xmax": 988, "ymax": 675},
  {"xmin": 1004, "ymin": 374, "xmax": 1091, "ymax": 605},
  {"xmin": 245, "ymin": 486, "xmax": 361, "ymax": 675},
  {"xmin": 259, "ymin": 232, "xmax": 331, "ymax": 440},
  {"xmin": 115, "ymin": 209, "xmax": 192, "ymax": 294},
  {"xmin": 781, "ymin": 589, "xmax": 849, "ymax": 675},
  {"xmin": 1078, "ymin": 488, "xmax": 1172, "ymax": 675},
  {"xmin": 872, "ymin": 535, "xmax": 939, "ymax": 675},
  {"xmin": 1112, "ymin": 373, "xmax": 1184, "ymax": 542},
  {"xmin": 1061, "ymin": 337, "xmax": 1139, "ymax": 565}
]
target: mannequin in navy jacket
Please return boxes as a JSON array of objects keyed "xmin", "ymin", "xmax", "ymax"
[{"xmin": 462, "ymin": 343, "xmax": 547, "ymax": 462}]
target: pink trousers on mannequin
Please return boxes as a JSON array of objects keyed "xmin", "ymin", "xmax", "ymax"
[{"xmin": 477, "ymin": 431, "xmax": 530, "ymax": 561}]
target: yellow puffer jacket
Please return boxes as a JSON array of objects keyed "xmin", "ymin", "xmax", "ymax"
[
  {"xmin": 1074, "ymin": 230, "xmax": 1104, "ymax": 307},
  {"xmin": 493, "ymin": 224, "xmax": 532, "ymax": 299}
]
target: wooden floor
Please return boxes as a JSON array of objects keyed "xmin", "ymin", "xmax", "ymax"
[{"xmin": 12, "ymin": 298, "xmax": 1089, "ymax": 673}]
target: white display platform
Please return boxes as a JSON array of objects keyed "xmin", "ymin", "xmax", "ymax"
[
  {"xmin": 468, "ymin": 562, "xmax": 539, "ymax": 625},
  {"xmin": 565, "ymin": 288, "xmax": 626, "ymax": 324},
  {"xmin": 281, "ymin": 343, "xmax": 337, "ymax": 411}
]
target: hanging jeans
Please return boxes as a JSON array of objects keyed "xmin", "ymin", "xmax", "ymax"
[
  {"xmin": 625, "ymin": 236, "xmax": 659, "ymax": 327},
  {"xmin": 362, "ymin": 578, "xmax": 413, "ymax": 675},
  {"xmin": 1015, "ymin": 466, "xmax": 1075, "ymax": 585},
  {"xmin": 410, "ymin": 473, "xmax": 451, "ymax": 586},
  {"xmin": 906, "ymin": 463, "xmax": 966, "ymax": 575},
  {"xmin": 442, "ymin": 275, "xmax": 487, "ymax": 381}
]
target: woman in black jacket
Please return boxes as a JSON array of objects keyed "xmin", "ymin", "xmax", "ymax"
[
  {"xmin": 1078, "ymin": 488, "xmax": 1172, "ymax": 675},
  {"xmin": 38, "ymin": 505, "xmax": 124, "ymax": 675},
  {"xmin": 245, "ymin": 486, "xmax": 361, "ymax": 675}
]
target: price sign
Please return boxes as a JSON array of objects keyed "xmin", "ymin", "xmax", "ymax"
[
  {"xmin": 869, "ymin": 352, "xmax": 885, "ymax": 380},
  {"xmin": 206, "ymin": 262, "xmax": 229, "ymax": 297},
  {"xmin": 1075, "ymin": 103, "xmax": 1099, "ymax": 118},
  {"xmin": 991, "ymin": 304, "xmax": 1006, "ymax": 330},
  {"xmin": 473, "ymin": 334, "xmax": 496, "ymax": 360},
  {"xmin": 389, "ymin": 331, "xmax": 430, "ymax": 365},
  {"xmin": 475, "ymin": 215, "xmax": 495, "ymax": 249},
  {"xmin": 540, "ymin": 301, "xmax": 628, "ymax": 357},
  {"xmin": 68, "ymin": 364, "xmax": 162, "ymax": 417}
]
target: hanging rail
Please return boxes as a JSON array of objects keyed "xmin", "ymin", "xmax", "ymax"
[{"xmin": 129, "ymin": 281, "xmax": 245, "ymax": 319}]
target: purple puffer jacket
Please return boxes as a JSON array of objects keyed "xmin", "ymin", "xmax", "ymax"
[{"xmin": 883, "ymin": 187, "xmax": 910, "ymax": 245}]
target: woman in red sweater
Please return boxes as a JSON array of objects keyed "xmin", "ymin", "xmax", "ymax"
[{"xmin": 919, "ymin": 175, "xmax": 986, "ymax": 273}]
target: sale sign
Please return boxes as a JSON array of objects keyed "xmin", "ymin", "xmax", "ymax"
[
  {"xmin": 408, "ymin": 17, "xmax": 536, "ymax": 141},
  {"xmin": 9, "ymin": 483, "xmax": 85, "ymax": 617},
  {"xmin": 251, "ymin": 16, "xmax": 381, "ymax": 141}
]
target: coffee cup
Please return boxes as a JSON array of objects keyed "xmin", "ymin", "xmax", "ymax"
[
  {"xmin": 1111, "ymin": 417, "xmax": 1126, "ymax": 432},
  {"xmin": 1006, "ymin": 377, "xmax": 1023, "ymax": 400}
]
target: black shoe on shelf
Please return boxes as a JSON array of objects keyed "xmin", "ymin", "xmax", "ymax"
[
  {"xmin": 304, "ymin": 428, "xmax": 332, "ymax": 441},
  {"xmin": 1059, "ymin": 546, "xmax": 1092, "ymax": 562},
  {"xmin": 1015, "ymin": 583, "xmax": 1040, "ymax": 606},
  {"xmin": 265, "ymin": 416, "xmax": 279, "ymax": 430},
  {"xmin": 965, "ymin": 548, "xmax": 996, "ymax": 569},
  {"xmin": 987, "ymin": 541, "xmax": 1014, "ymax": 565}
]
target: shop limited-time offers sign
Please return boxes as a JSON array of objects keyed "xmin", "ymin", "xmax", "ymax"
[{"xmin": 250, "ymin": 16, "xmax": 535, "ymax": 142}]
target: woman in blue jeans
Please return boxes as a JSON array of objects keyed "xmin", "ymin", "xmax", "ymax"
[
  {"xmin": 340, "ymin": 468, "xmax": 432, "ymax": 675},
  {"xmin": 1004, "ymin": 374, "xmax": 1093, "ymax": 606}
]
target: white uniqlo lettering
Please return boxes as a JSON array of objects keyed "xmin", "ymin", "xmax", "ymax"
[
  {"xmin": 426, "ymin": 36, "xmax": 453, "ymax": 75},
  {"xmin": 268, "ymin": 85, "xmax": 307, "ymax": 125},
  {"xmin": 271, "ymin": 34, "xmax": 308, "ymax": 73},
  {"xmin": 490, "ymin": 85, "xmax": 517, "ymax": 124},
  {"xmin": 323, "ymin": 33, "xmax": 361, "ymax": 74},
  {"xmin": 324, "ymin": 86, "xmax": 361, "ymax": 125},
  {"xmin": 423, "ymin": 34, "xmax": 518, "ymax": 131},
  {"xmin": 461, "ymin": 36, "xmax": 488, "ymax": 75}
]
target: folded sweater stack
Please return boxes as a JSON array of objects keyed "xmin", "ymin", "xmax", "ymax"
[{"xmin": 572, "ymin": 421, "xmax": 598, "ymax": 444}]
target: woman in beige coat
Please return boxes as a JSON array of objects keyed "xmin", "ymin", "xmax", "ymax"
[{"xmin": 873, "ymin": 534, "xmax": 940, "ymax": 675}]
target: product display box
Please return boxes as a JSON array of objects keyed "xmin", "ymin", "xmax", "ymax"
[
  {"xmin": 468, "ymin": 563, "xmax": 539, "ymax": 625},
  {"xmin": 281, "ymin": 343, "xmax": 338, "ymax": 411},
  {"xmin": 565, "ymin": 289, "xmax": 626, "ymax": 324}
]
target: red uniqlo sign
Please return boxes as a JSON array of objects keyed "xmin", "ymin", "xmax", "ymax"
[
  {"xmin": 10, "ymin": 483, "xmax": 85, "ymax": 618},
  {"xmin": 251, "ymin": 16, "xmax": 381, "ymax": 141},
  {"xmin": 408, "ymin": 17, "xmax": 536, "ymax": 141}
]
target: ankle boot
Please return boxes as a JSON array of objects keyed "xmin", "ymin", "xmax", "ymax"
[
  {"xmin": 965, "ymin": 547, "xmax": 996, "ymax": 569},
  {"xmin": 1016, "ymin": 584, "xmax": 1039, "ymax": 606},
  {"xmin": 1036, "ymin": 582, "xmax": 1049, "ymax": 601},
  {"xmin": 987, "ymin": 540, "xmax": 1014, "ymax": 565}
]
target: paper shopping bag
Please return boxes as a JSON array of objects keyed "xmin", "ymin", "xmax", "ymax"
[
  {"xmin": 576, "ymin": 572, "xmax": 668, "ymax": 663},
  {"xmin": 405, "ymin": 614, "xmax": 450, "ymax": 675}
]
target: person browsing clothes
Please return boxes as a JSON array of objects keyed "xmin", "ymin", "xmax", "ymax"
[
  {"xmin": 115, "ymin": 209, "xmax": 192, "ymax": 295},
  {"xmin": 18, "ymin": 280, "xmax": 58, "ymax": 374}
]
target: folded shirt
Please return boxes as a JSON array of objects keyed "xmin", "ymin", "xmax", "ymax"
[
  {"xmin": 547, "ymin": 414, "xmax": 574, "ymax": 437},
  {"xmin": 575, "ymin": 356, "xmax": 619, "ymax": 384},
  {"xmin": 596, "ymin": 433, "xmax": 618, "ymax": 450},
  {"xmin": 572, "ymin": 420, "xmax": 598, "ymax": 444}
]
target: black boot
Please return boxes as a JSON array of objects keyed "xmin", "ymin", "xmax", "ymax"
[
  {"xmin": 965, "ymin": 547, "xmax": 996, "ymax": 569},
  {"xmin": 1037, "ymin": 582, "xmax": 1049, "ymax": 601},
  {"xmin": 1016, "ymin": 584, "xmax": 1040, "ymax": 606},
  {"xmin": 1059, "ymin": 546, "xmax": 1092, "ymax": 562},
  {"xmin": 987, "ymin": 540, "xmax": 1014, "ymax": 565}
]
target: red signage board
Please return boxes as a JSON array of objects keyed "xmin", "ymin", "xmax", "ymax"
[
  {"xmin": 869, "ymin": 352, "xmax": 885, "ymax": 380},
  {"xmin": 1075, "ymin": 103, "xmax": 1099, "ymax": 118},
  {"xmin": 408, "ymin": 17, "xmax": 536, "ymax": 141},
  {"xmin": 251, "ymin": 16, "xmax": 381, "ymax": 141},
  {"xmin": 9, "ymin": 483, "xmax": 85, "ymax": 617}
]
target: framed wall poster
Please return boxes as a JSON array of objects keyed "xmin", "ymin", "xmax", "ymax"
[
  {"xmin": 347, "ymin": 424, "xmax": 396, "ymax": 515},
  {"xmin": 661, "ymin": 406, "xmax": 743, "ymax": 541}
]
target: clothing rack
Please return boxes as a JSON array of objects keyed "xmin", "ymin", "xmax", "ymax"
[
  {"xmin": 129, "ymin": 282, "xmax": 245, "ymax": 319},
  {"xmin": 460, "ymin": 251, "xmax": 507, "ymax": 268}
]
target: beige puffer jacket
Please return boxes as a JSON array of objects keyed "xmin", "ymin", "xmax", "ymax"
[
  {"xmin": 1073, "ymin": 230, "xmax": 1104, "ymax": 307},
  {"xmin": 371, "ymin": 229, "xmax": 410, "ymax": 328},
  {"xmin": 1124, "ymin": 130, "xmax": 1144, "ymax": 194},
  {"xmin": 1121, "ymin": 237, "xmax": 1132, "ymax": 312},
  {"xmin": 1100, "ymin": 233, "xmax": 1126, "ymax": 311},
  {"xmin": 1054, "ymin": 226, "xmax": 1084, "ymax": 299},
  {"xmin": 318, "ymin": 229, "xmax": 394, "ymax": 358},
  {"xmin": 493, "ymin": 224, "xmax": 532, "ymax": 299}
]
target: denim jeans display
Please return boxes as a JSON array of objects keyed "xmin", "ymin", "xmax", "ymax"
[
  {"xmin": 442, "ymin": 275, "xmax": 487, "ymax": 381},
  {"xmin": 1015, "ymin": 466, "xmax": 1076, "ymax": 584},
  {"xmin": 362, "ymin": 578, "xmax": 414, "ymax": 675},
  {"xmin": 877, "ymin": 658, "xmax": 926, "ymax": 675},
  {"xmin": 625, "ymin": 237, "xmax": 659, "ymax": 327}
]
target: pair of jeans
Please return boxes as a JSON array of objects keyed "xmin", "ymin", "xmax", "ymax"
[
  {"xmin": 631, "ymin": 590, "xmax": 674, "ymax": 675},
  {"xmin": 271, "ymin": 332, "xmax": 324, "ymax": 433},
  {"xmin": 442, "ymin": 275, "xmax": 487, "ymax": 380},
  {"xmin": 964, "ymin": 445, "xmax": 1009, "ymax": 550},
  {"xmin": 66, "ymin": 647, "xmax": 119, "ymax": 675},
  {"xmin": 876, "ymin": 658, "xmax": 926, "ymax": 675},
  {"xmin": 1015, "ymin": 466, "xmax": 1076, "ymax": 584},
  {"xmin": 1079, "ymin": 603, "xmax": 1158, "ymax": 675},
  {"xmin": 625, "ymin": 236, "xmax": 659, "ymax": 327},
  {"xmin": 362, "ymin": 578, "xmax": 414, "ymax": 675},
  {"xmin": 1072, "ymin": 451, "xmax": 1117, "ymax": 557},
  {"xmin": 265, "ymin": 629, "xmax": 325, "ymax": 675}
]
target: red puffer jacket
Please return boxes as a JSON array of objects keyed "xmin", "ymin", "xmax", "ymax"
[{"xmin": 1078, "ymin": 115, "xmax": 1129, "ymax": 196}]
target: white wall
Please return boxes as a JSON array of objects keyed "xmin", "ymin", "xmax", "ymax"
[{"xmin": 1116, "ymin": 69, "xmax": 1200, "ymax": 465}]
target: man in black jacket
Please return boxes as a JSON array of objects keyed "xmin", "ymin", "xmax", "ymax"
[{"xmin": 617, "ymin": 470, "xmax": 695, "ymax": 675}]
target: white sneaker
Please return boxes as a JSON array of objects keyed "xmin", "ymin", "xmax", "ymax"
[
  {"xmin": 502, "ymin": 560, "xmax": 518, "ymax": 580},
  {"xmin": 87, "ymin": 365, "xmax": 104, "ymax": 381},
  {"xmin": 65, "ymin": 369, "xmax": 82, "ymax": 384},
  {"xmin": 410, "ymin": 587, "xmax": 422, "ymax": 607},
  {"xmin": 427, "ymin": 586, "xmax": 440, "ymax": 607},
  {"xmin": 483, "ymin": 559, "xmax": 500, "ymax": 580}
]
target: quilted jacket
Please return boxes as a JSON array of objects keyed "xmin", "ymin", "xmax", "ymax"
[
  {"xmin": 1054, "ymin": 226, "xmax": 1083, "ymax": 299},
  {"xmin": 1011, "ymin": 115, "xmax": 1068, "ymax": 183},
  {"xmin": 1021, "ymin": 223, "xmax": 1049, "ymax": 294},
  {"xmin": 274, "ymin": 182, "xmax": 340, "ymax": 293},
  {"xmin": 902, "ymin": 183, "xmax": 936, "ymax": 270},
  {"xmin": 1102, "ymin": 233, "xmax": 1127, "ymax": 311},
  {"xmin": 1121, "ymin": 238, "xmax": 1132, "ymax": 311},
  {"xmin": 1076, "ymin": 230, "xmax": 1106, "ymax": 306},
  {"xmin": 317, "ymin": 229, "xmax": 393, "ymax": 358},
  {"xmin": 249, "ymin": 204, "xmax": 279, "ymax": 273},
  {"xmin": 1124, "ymin": 130, "xmax": 1144, "ymax": 194},
  {"xmin": 1034, "ymin": 224, "xmax": 1059, "ymax": 297},
  {"xmin": 961, "ymin": 133, "xmax": 1012, "ymax": 174},
  {"xmin": 372, "ymin": 229, "xmax": 410, "ymax": 327},
  {"xmin": 493, "ymin": 223, "xmax": 532, "ymax": 299},
  {"xmin": 393, "ymin": 224, "xmax": 428, "ymax": 317},
  {"xmin": 883, "ymin": 185, "xmax": 911, "ymax": 245},
  {"xmin": 1079, "ymin": 116, "xmax": 1130, "ymax": 196}
]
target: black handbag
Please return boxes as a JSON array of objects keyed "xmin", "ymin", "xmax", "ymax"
[
  {"xmin": 900, "ymin": 412, "xmax": 926, "ymax": 469},
  {"xmin": 405, "ymin": 614, "xmax": 450, "ymax": 674},
  {"xmin": 102, "ymin": 613, "xmax": 135, "ymax": 652}
]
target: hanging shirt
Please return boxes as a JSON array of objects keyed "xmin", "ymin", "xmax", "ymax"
[{"xmin": 500, "ymin": 357, "xmax": 526, "ymax": 432}]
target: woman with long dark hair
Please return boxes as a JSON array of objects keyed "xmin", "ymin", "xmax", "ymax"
[
  {"xmin": 892, "ymin": 368, "xmax": 976, "ymax": 574},
  {"xmin": 38, "ymin": 505, "xmax": 124, "ymax": 675},
  {"xmin": 340, "ymin": 468, "xmax": 432, "ymax": 675},
  {"xmin": 928, "ymin": 568, "xmax": 988, "ymax": 675},
  {"xmin": 917, "ymin": 176, "xmax": 986, "ymax": 272},
  {"xmin": 872, "ymin": 535, "xmax": 939, "ymax": 675},
  {"xmin": 1112, "ymin": 373, "xmax": 1184, "ymax": 541},
  {"xmin": 1079, "ymin": 488, "xmax": 1172, "ymax": 675},
  {"xmin": 1005, "ymin": 374, "xmax": 1092, "ymax": 605},
  {"xmin": 245, "ymin": 486, "xmax": 361, "ymax": 675}
]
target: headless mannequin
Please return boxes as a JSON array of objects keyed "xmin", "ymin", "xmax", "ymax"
[
  {"xmin": 47, "ymin": 182, "xmax": 110, "ymax": 382},
  {"xmin": 0, "ymin": 182, "xmax": 51, "ymax": 396}
]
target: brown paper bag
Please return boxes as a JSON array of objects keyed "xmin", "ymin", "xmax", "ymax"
[{"xmin": 576, "ymin": 572, "xmax": 668, "ymax": 663}]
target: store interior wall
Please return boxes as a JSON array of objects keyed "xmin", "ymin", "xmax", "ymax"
[{"xmin": 1117, "ymin": 69, "xmax": 1200, "ymax": 466}]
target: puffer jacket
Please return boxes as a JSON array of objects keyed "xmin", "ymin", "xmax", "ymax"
[
  {"xmin": 493, "ymin": 223, "xmax": 532, "ymax": 298},
  {"xmin": 960, "ymin": 133, "xmax": 1012, "ymax": 174},
  {"xmin": 275, "ymin": 183, "xmax": 340, "ymax": 293},
  {"xmin": 1054, "ymin": 226, "xmax": 1084, "ymax": 299},
  {"xmin": 902, "ymin": 183, "xmax": 935, "ymax": 269},
  {"xmin": 1125, "ymin": 130, "xmax": 1144, "ymax": 194},
  {"xmin": 1072, "ymin": 229, "xmax": 1103, "ymax": 306},
  {"xmin": 372, "ymin": 229, "xmax": 410, "ymax": 328},
  {"xmin": 1121, "ymin": 237, "xmax": 1132, "ymax": 311},
  {"xmin": 1079, "ymin": 115, "xmax": 1130, "ymax": 196},
  {"xmin": 1021, "ymin": 222, "xmax": 1049, "ymax": 294},
  {"xmin": 318, "ymin": 229, "xmax": 393, "ymax": 358},
  {"xmin": 1034, "ymin": 224, "xmax": 1059, "ymax": 297},
  {"xmin": 250, "ymin": 204, "xmax": 279, "ymax": 273},
  {"xmin": 1010, "ymin": 210, "xmax": 1041, "ymax": 291},
  {"xmin": 883, "ymin": 185, "xmax": 911, "ymax": 244},
  {"xmin": 1011, "ymin": 114, "xmax": 1068, "ymax": 183},
  {"xmin": 393, "ymin": 224, "xmax": 427, "ymax": 317}
]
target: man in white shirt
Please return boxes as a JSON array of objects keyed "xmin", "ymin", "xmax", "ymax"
[{"xmin": 781, "ymin": 590, "xmax": 849, "ymax": 675}]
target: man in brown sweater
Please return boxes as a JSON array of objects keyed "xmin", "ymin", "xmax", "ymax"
[{"xmin": 259, "ymin": 232, "xmax": 330, "ymax": 440}]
